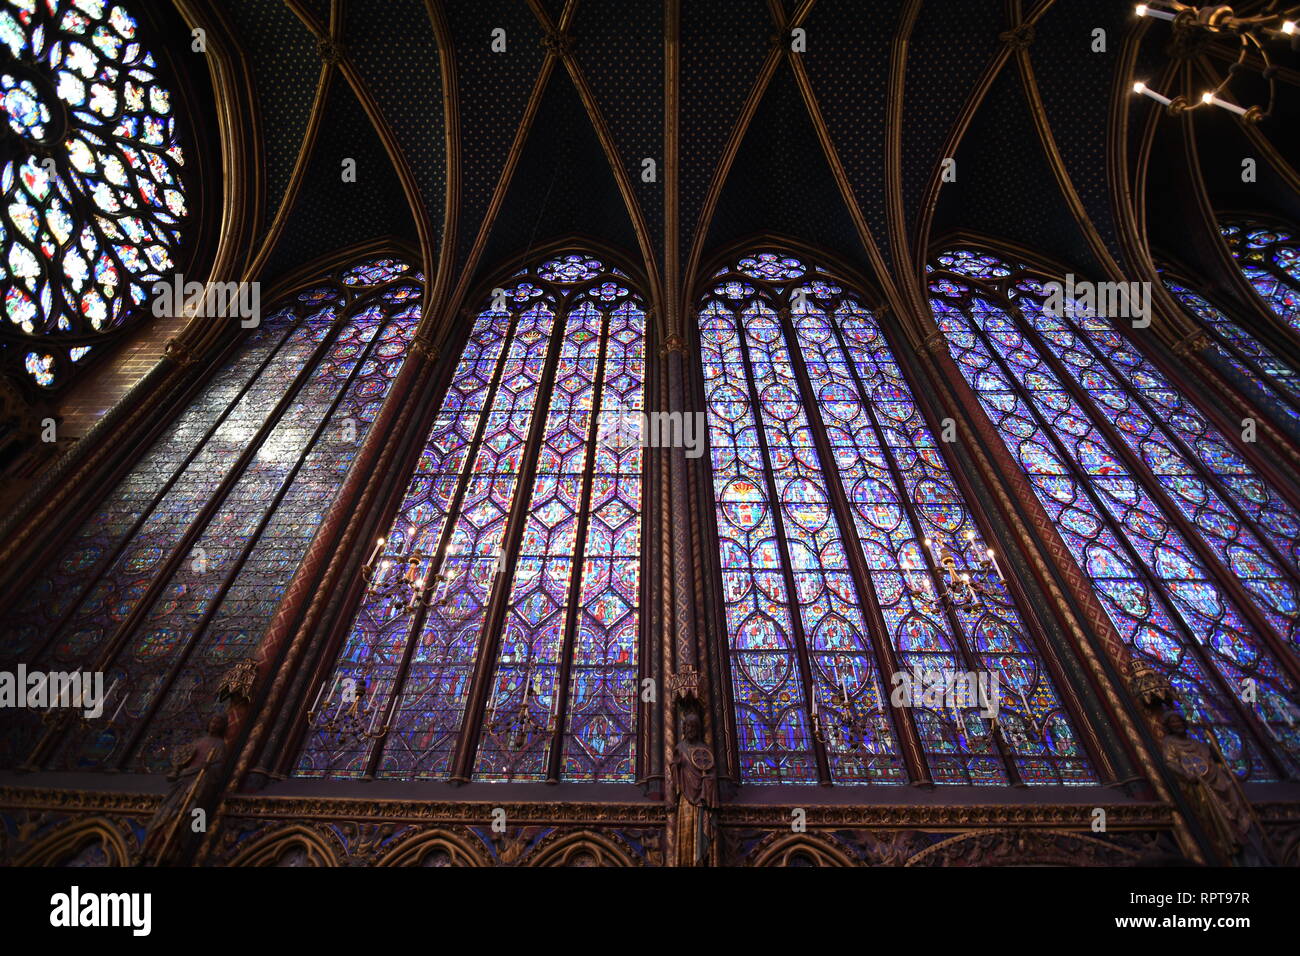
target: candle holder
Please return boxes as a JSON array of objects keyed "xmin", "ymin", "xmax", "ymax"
[
  {"xmin": 809, "ymin": 685, "xmax": 892, "ymax": 754},
  {"xmin": 36, "ymin": 676, "xmax": 125, "ymax": 729},
  {"xmin": 906, "ymin": 533, "xmax": 1005, "ymax": 609},
  {"xmin": 958, "ymin": 692, "xmax": 1062, "ymax": 754},
  {"xmin": 1131, "ymin": 2, "xmax": 1295, "ymax": 122},
  {"xmin": 360, "ymin": 530, "xmax": 443, "ymax": 613},
  {"xmin": 485, "ymin": 658, "xmax": 552, "ymax": 752},
  {"xmin": 306, "ymin": 678, "xmax": 389, "ymax": 745}
]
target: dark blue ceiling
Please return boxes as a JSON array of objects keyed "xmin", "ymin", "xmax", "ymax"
[{"xmin": 216, "ymin": 0, "xmax": 1299, "ymax": 293}]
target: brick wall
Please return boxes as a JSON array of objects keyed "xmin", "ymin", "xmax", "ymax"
[{"xmin": 55, "ymin": 313, "xmax": 191, "ymax": 441}]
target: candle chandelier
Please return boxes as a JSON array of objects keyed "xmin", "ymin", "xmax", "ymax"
[
  {"xmin": 484, "ymin": 655, "xmax": 553, "ymax": 753},
  {"xmin": 352, "ymin": 530, "xmax": 546, "ymax": 751},
  {"xmin": 1131, "ymin": 2, "xmax": 1298, "ymax": 122},
  {"xmin": 905, "ymin": 532, "xmax": 1005, "ymax": 610},
  {"xmin": 306, "ymin": 675, "xmax": 387, "ymax": 745},
  {"xmin": 810, "ymin": 668, "xmax": 892, "ymax": 754},
  {"xmin": 360, "ymin": 530, "xmax": 507, "ymax": 613},
  {"xmin": 360, "ymin": 530, "xmax": 438, "ymax": 612}
]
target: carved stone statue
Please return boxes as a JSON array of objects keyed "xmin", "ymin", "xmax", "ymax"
[
  {"xmin": 671, "ymin": 705, "xmax": 717, "ymax": 866},
  {"xmin": 1161, "ymin": 712, "xmax": 1273, "ymax": 866},
  {"xmin": 136, "ymin": 713, "xmax": 228, "ymax": 866}
]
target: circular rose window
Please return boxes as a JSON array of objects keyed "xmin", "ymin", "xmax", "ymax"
[{"xmin": 1, "ymin": 0, "xmax": 188, "ymax": 388}]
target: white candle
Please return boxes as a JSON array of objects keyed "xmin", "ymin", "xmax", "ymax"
[
  {"xmin": 1200, "ymin": 91, "xmax": 1249, "ymax": 117},
  {"xmin": 987, "ymin": 548, "xmax": 1004, "ymax": 582},
  {"xmin": 111, "ymin": 691, "xmax": 127, "ymax": 723},
  {"xmin": 1135, "ymin": 3, "xmax": 1176, "ymax": 21},
  {"xmin": 312, "ymin": 674, "xmax": 338, "ymax": 714},
  {"xmin": 367, "ymin": 536, "xmax": 385, "ymax": 566},
  {"xmin": 1132, "ymin": 82, "xmax": 1173, "ymax": 107}
]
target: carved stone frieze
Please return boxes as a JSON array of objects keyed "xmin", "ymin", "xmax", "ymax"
[
  {"xmin": 207, "ymin": 816, "xmax": 663, "ymax": 867},
  {"xmin": 722, "ymin": 825, "xmax": 1182, "ymax": 867}
]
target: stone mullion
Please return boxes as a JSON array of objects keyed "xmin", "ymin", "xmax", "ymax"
[
  {"xmin": 361, "ymin": 309, "xmax": 528, "ymax": 781},
  {"xmin": 545, "ymin": 310, "xmax": 610, "ymax": 782},
  {"xmin": 730, "ymin": 306, "xmax": 832, "ymax": 786},
  {"xmin": 816, "ymin": 306, "xmax": 1023, "ymax": 786},
  {"xmin": 448, "ymin": 300, "xmax": 571, "ymax": 783},
  {"xmin": 775, "ymin": 305, "xmax": 932, "ymax": 787}
]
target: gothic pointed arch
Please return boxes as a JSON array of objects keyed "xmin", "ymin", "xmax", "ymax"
[
  {"xmin": 376, "ymin": 829, "xmax": 491, "ymax": 867},
  {"xmin": 929, "ymin": 244, "xmax": 1300, "ymax": 782},
  {"xmin": 226, "ymin": 824, "xmax": 339, "ymax": 867},
  {"xmin": 14, "ymin": 815, "xmax": 132, "ymax": 866},
  {"xmin": 691, "ymin": 242, "xmax": 1100, "ymax": 787},
  {"xmin": 526, "ymin": 829, "xmax": 639, "ymax": 867},
  {"xmin": 0, "ymin": 252, "xmax": 421, "ymax": 772},
  {"xmin": 293, "ymin": 246, "xmax": 651, "ymax": 784},
  {"xmin": 749, "ymin": 832, "xmax": 855, "ymax": 867}
]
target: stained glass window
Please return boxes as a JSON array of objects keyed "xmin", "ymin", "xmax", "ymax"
[
  {"xmin": 0, "ymin": 256, "xmax": 418, "ymax": 772},
  {"xmin": 1163, "ymin": 276, "xmax": 1300, "ymax": 436},
  {"xmin": 1221, "ymin": 220, "xmax": 1300, "ymax": 337},
  {"xmin": 931, "ymin": 247, "xmax": 1300, "ymax": 782},
  {"xmin": 2, "ymin": 0, "xmax": 189, "ymax": 389},
  {"xmin": 698, "ymin": 250, "xmax": 1095, "ymax": 786},
  {"xmin": 294, "ymin": 252, "xmax": 645, "ymax": 783}
]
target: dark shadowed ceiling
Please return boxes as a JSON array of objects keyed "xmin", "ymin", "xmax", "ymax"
[{"xmin": 207, "ymin": 0, "xmax": 1300, "ymax": 317}]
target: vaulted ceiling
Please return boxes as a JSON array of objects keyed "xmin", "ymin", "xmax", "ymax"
[{"xmin": 197, "ymin": 0, "xmax": 1300, "ymax": 330}]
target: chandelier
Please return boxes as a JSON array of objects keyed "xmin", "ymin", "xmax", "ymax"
[
  {"xmin": 359, "ymin": 531, "xmax": 547, "ymax": 750},
  {"xmin": 808, "ymin": 662, "xmax": 892, "ymax": 753},
  {"xmin": 484, "ymin": 655, "xmax": 552, "ymax": 753},
  {"xmin": 905, "ymin": 532, "xmax": 1005, "ymax": 609},
  {"xmin": 361, "ymin": 532, "xmax": 434, "ymax": 612},
  {"xmin": 1131, "ymin": 2, "xmax": 1298, "ymax": 121},
  {"xmin": 306, "ymin": 675, "xmax": 387, "ymax": 744}
]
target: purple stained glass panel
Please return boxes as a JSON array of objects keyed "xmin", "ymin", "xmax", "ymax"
[
  {"xmin": 931, "ymin": 248, "xmax": 1300, "ymax": 780},
  {"xmin": 295, "ymin": 254, "xmax": 645, "ymax": 784},
  {"xmin": 0, "ymin": 257, "xmax": 415, "ymax": 771}
]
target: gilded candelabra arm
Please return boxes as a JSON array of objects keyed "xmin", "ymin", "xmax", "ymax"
[
  {"xmin": 486, "ymin": 662, "xmax": 553, "ymax": 752},
  {"xmin": 306, "ymin": 676, "xmax": 389, "ymax": 744},
  {"xmin": 907, "ymin": 532, "xmax": 1005, "ymax": 609},
  {"xmin": 810, "ymin": 685, "xmax": 891, "ymax": 754}
]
